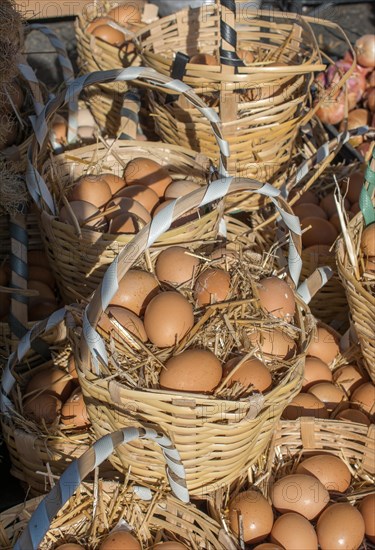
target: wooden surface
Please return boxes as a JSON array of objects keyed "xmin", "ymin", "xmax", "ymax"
[{"xmin": 15, "ymin": 0, "xmax": 93, "ymax": 19}]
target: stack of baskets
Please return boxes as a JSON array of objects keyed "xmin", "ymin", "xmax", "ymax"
[
  {"xmin": 1, "ymin": 3, "xmax": 375, "ymax": 549},
  {"xmin": 136, "ymin": 2, "xmax": 354, "ymax": 199}
]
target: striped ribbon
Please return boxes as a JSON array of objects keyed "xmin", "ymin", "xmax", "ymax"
[
  {"xmin": 360, "ymin": 147, "xmax": 375, "ymax": 227},
  {"xmin": 297, "ymin": 266, "xmax": 333, "ymax": 304},
  {"xmin": 14, "ymin": 427, "xmax": 189, "ymax": 550},
  {"xmin": 119, "ymin": 90, "xmax": 141, "ymax": 140},
  {"xmin": 82, "ymin": 176, "xmax": 302, "ymax": 372},
  {"xmin": 219, "ymin": 0, "xmax": 244, "ymax": 67},
  {"xmin": 27, "ymin": 24, "xmax": 77, "ymax": 146}
]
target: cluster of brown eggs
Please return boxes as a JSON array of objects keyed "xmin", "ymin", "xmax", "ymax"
[
  {"xmin": 227, "ymin": 454, "xmax": 375, "ymax": 549},
  {"xmin": 0, "ymin": 250, "xmax": 60, "ymax": 322},
  {"xmin": 98, "ymin": 244, "xmax": 300, "ymax": 395},
  {"xmin": 282, "ymin": 323, "xmax": 375, "ymax": 425},
  {"xmin": 55, "ymin": 535, "xmax": 187, "ymax": 549},
  {"xmin": 22, "ymin": 354, "xmax": 90, "ymax": 429},
  {"xmin": 59, "ymin": 158, "xmax": 201, "ymax": 234},
  {"xmin": 86, "ymin": 4, "xmax": 142, "ymax": 48}
]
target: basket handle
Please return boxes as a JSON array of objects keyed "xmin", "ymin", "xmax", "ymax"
[
  {"xmin": 359, "ymin": 147, "xmax": 375, "ymax": 227},
  {"xmin": 80, "ymin": 176, "xmax": 302, "ymax": 373},
  {"xmin": 13, "ymin": 427, "xmax": 188, "ymax": 550},
  {"xmin": 26, "ymin": 67, "xmax": 230, "ymax": 215},
  {"xmin": 296, "ymin": 266, "xmax": 333, "ymax": 304},
  {"xmin": 25, "ymin": 24, "xmax": 78, "ymax": 147},
  {"xmin": 218, "ymin": 0, "xmax": 244, "ymax": 68},
  {"xmin": 0, "ymin": 307, "xmax": 70, "ymax": 415}
]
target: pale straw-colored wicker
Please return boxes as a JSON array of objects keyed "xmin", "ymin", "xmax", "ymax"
[
  {"xmin": 72, "ymin": 175, "xmax": 324, "ymax": 499},
  {"xmin": 0, "ymin": 308, "xmax": 97, "ymax": 496},
  {"xmin": 2, "ymin": 428, "xmax": 234, "ymax": 550},
  {"xmin": 26, "ymin": 67, "xmax": 230, "ymax": 304},
  {"xmin": 138, "ymin": 2, "xmax": 354, "ymax": 201},
  {"xmin": 336, "ymin": 150, "xmax": 375, "ymax": 382},
  {"xmin": 75, "ymin": 1, "xmax": 157, "ymax": 133}
]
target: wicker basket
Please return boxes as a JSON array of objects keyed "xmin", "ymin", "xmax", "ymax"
[
  {"xmin": 0, "ymin": 309, "xmax": 97, "ymax": 496},
  {"xmin": 137, "ymin": 2, "xmax": 354, "ymax": 195},
  {"xmin": 0, "ymin": 24, "xmax": 76, "ymax": 165},
  {"xmin": 2, "ymin": 428, "xmax": 235, "ymax": 550},
  {"xmin": 26, "ymin": 67, "xmax": 230, "ymax": 304},
  {"xmin": 75, "ymin": 1, "xmax": 158, "ymax": 133},
  {"xmin": 336, "ymin": 152, "xmax": 375, "ymax": 382},
  {"xmin": 72, "ymin": 175, "xmax": 321, "ymax": 499}
]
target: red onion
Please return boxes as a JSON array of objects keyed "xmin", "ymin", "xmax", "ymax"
[
  {"xmin": 315, "ymin": 92, "xmax": 345, "ymax": 125},
  {"xmin": 368, "ymin": 71, "xmax": 375, "ymax": 87},
  {"xmin": 355, "ymin": 35, "xmax": 375, "ymax": 68},
  {"xmin": 364, "ymin": 87, "xmax": 375, "ymax": 112},
  {"xmin": 340, "ymin": 108, "xmax": 369, "ymax": 146}
]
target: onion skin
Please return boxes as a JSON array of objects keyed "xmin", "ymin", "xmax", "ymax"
[
  {"xmin": 355, "ymin": 34, "xmax": 375, "ymax": 68},
  {"xmin": 328, "ymin": 60, "xmax": 366, "ymax": 110},
  {"xmin": 368, "ymin": 71, "xmax": 375, "ymax": 87},
  {"xmin": 364, "ymin": 87, "xmax": 375, "ymax": 112},
  {"xmin": 315, "ymin": 92, "xmax": 345, "ymax": 125}
]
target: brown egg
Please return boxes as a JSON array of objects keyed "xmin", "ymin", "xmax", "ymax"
[
  {"xmin": 24, "ymin": 394, "xmax": 62, "ymax": 425},
  {"xmin": 107, "ymin": 4, "xmax": 141, "ymax": 26},
  {"xmin": 296, "ymin": 454, "xmax": 351, "ymax": 493},
  {"xmin": 101, "ymin": 173, "xmax": 126, "ymax": 195},
  {"xmin": 330, "ymin": 212, "xmax": 353, "ymax": 233},
  {"xmin": 270, "ymin": 512, "xmax": 318, "ymax": 550},
  {"xmin": 155, "ymin": 246, "xmax": 200, "ymax": 286},
  {"xmin": 28, "ymin": 280, "xmax": 56, "ymax": 306},
  {"xmin": 345, "ymin": 172, "xmax": 364, "ymax": 204},
  {"xmin": 26, "ymin": 368, "xmax": 72, "ymax": 401},
  {"xmin": 290, "ymin": 189, "xmax": 320, "ymax": 206},
  {"xmin": 144, "ymin": 291, "xmax": 194, "ymax": 348},
  {"xmin": 164, "ymin": 180, "xmax": 201, "ymax": 199},
  {"xmin": 301, "ymin": 217, "xmax": 338, "ymax": 248},
  {"xmin": 110, "ymin": 270, "xmax": 159, "ymax": 316},
  {"xmin": 228, "ymin": 490, "xmax": 274, "ymax": 544},
  {"xmin": 294, "ymin": 203, "xmax": 328, "ymax": 220},
  {"xmin": 68, "ymin": 354, "xmax": 78, "ymax": 381},
  {"xmin": 109, "ymin": 213, "xmax": 143, "ymax": 234},
  {"xmin": 361, "ymin": 224, "xmax": 375, "ymax": 256},
  {"xmin": 153, "ymin": 544, "xmax": 188, "ymax": 549},
  {"xmin": 351, "ymin": 201, "xmax": 360, "ymax": 214},
  {"xmin": 317, "ymin": 503, "xmax": 365, "ymax": 550},
  {"xmin": 92, "ymin": 25, "xmax": 125, "ymax": 47},
  {"xmin": 319, "ymin": 194, "xmax": 350, "ymax": 218},
  {"xmin": 55, "ymin": 545, "xmax": 85, "ymax": 550},
  {"xmin": 69, "ymin": 175, "xmax": 112, "ymax": 208},
  {"xmin": 99, "ymin": 530, "xmax": 141, "ymax": 550},
  {"xmin": 28, "ymin": 266, "xmax": 55, "ymax": 290},
  {"xmin": 160, "ymin": 349, "xmax": 222, "ymax": 393},
  {"xmin": 302, "ymin": 357, "xmax": 332, "ymax": 390},
  {"xmin": 194, "ymin": 268, "xmax": 230, "ymax": 306},
  {"xmin": 61, "ymin": 389, "xmax": 90, "ymax": 429},
  {"xmin": 27, "ymin": 250, "xmax": 50, "ymax": 268},
  {"xmin": 308, "ymin": 383, "xmax": 346, "ymax": 411},
  {"xmin": 115, "ymin": 184, "xmax": 159, "ymax": 213},
  {"xmin": 190, "ymin": 53, "xmax": 218, "ymax": 65},
  {"xmin": 105, "ymin": 197, "xmax": 151, "ymax": 223},
  {"xmin": 249, "ymin": 329, "xmax": 296, "ymax": 359},
  {"xmin": 351, "ymin": 383, "xmax": 375, "ymax": 415},
  {"xmin": 253, "ymin": 545, "xmax": 284, "ymax": 550},
  {"xmin": 257, "ymin": 277, "xmax": 296, "ymax": 321},
  {"xmin": 223, "ymin": 356, "xmax": 272, "ymax": 393},
  {"xmin": 359, "ymin": 494, "xmax": 375, "ymax": 543},
  {"xmin": 98, "ymin": 306, "xmax": 148, "ymax": 343},
  {"xmin": 237, "ymin": 49, "xmax": 255, "ymax": 64},
  {"xmin": 28, "ymin": 301, "xmax": 58, "ymax": 322},
  {"xmin": 271, "ymin": 474, "xmax": 329, "ymax": 520},
  {"xmin": 334, "ymin": 406, "xmax": 371, "ymax": 425},
  {"xmin": 60, "ymin": 200, "xmax": 107, "ymax": 230},
  {"xmin": 282, "ymin": 393, "xmax": 329, "ymax": 420},
  {"xmin": 50, "ymin": 114, "xmax": 67, "ymax": 145},
  {"xmin": 303, "ymin": 244, "xmax": 333, "ymax": 262},
  {"xmin": 364, "ymin": 256, "xmax": 375, "ymax": 273},
  {"xmin": 307, "ymin": 325, "xmax": 340, "ymax": 364},
  {"xmin": 333, "ymin": 364, "xmax": 368, "ymax": 395},
  {"xmin": 86, "ymin": 16, "xmax": 113, "ymax": 33},
  {"xmin": 124, "ymin": 158, "xmax": 172, "ymax": 198}
]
